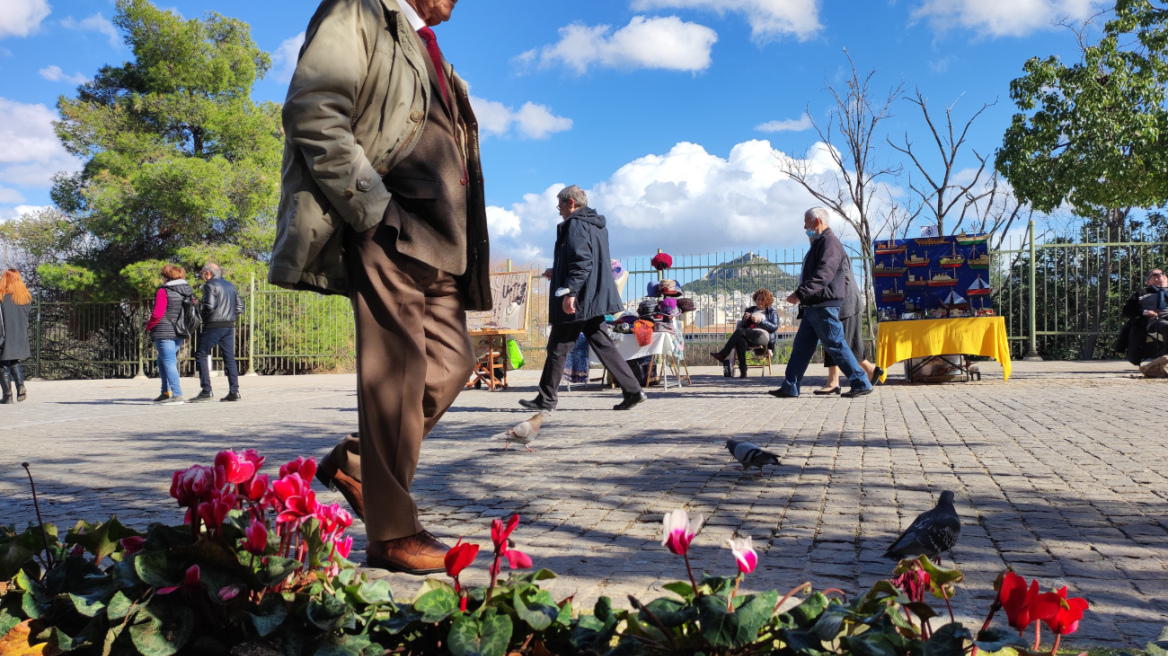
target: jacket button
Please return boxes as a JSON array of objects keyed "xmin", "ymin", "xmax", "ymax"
[
  {"xmin": 410, "ymin": 110, "xmax": 424, "ymax": 122},
  {"xmin": 357, "ymin": 178, "xmax": 371, "ymax": 192}
]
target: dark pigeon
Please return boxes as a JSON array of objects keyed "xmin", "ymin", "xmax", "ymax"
[
  {"xmin": 726, "ymin": 439, "xmax": 780, "ymax": 473},
  {"xmin": 884, "ymin": 490, "xmax": 961, "ymax": 561}
]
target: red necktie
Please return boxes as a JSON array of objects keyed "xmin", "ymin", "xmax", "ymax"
[{"xmin": 417, "ymin": 26, "xmax": 450, "ymax": 106}]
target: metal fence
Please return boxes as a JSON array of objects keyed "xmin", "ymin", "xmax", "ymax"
[{"xmin": 21, "ymin": 227, "xmax": 1166, "ymax": 379}]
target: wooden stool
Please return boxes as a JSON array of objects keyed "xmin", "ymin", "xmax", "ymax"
[{"xmin": 746, "ymin": 347, "xmax": 773, "ymax": 376}]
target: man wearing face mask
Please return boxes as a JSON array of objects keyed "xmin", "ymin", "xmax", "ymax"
[
  {"xmin": 767, "ymin": 208, "xmax": 872, "ymax": 399},
  {"xmin": 270, "ymin": 0, "xmax": 489, "ymax": 574}
]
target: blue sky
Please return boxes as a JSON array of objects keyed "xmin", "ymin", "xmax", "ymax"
[{"xmin": 0, "ymin": 0, "xmax": 1104, "ymax": 261}]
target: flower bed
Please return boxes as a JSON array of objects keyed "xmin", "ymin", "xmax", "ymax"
[{"xmin": 0, "ymin": 451, "xmax": 1162, "ymax": 656}]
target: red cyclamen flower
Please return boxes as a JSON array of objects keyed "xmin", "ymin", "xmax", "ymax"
[
  {"xmin": 198, "ymin": 490, "xmax": 236, "ymax": 529},
  {"xmin": 215, "ymin": 450, "xmax": 257, "ymax": 485},
  {"xmin": 278, "ymin": 457, "xmax": 317, "ymax": 484},
  {"xmin": 120, "ymin": 536, "xmax": 145, "ymax": 555},
  {"xmin": 891, "ymin": 567, "xmax": 931, "ymax": 602},
  {"xmin": 158, "ymin": 565, "xmax": 200, "ymax": 595},
  {"xmin": 272, "ymin": 474, "xmax": 317, "ymax": 525},
  {"xmin": 491, "ymin": 514, "xmax": 520, "ymax": 549},
  {"xmin": 503, "ymin": 548, "xmax": 532, "ymax": 570},
  {"xmin": 243, "ymin": 519, "xmax": 268, "ymax": 555},
  {"xmin": 238, "ymin": 474, "xmax": 270, "ymax": 503},
  {"xmin": 445, "ymin": 539, "xmax": 480, "ymax": 579},
  {"xmin": 661, "ymin": 509, "xmax": 703, "ymax": 556},
  {"xmin": 333, "ymin": 536, "xmax": 353, "ymax": 560},
  {"xmin": 170, "ymin": 465, "xmax": 225, "ymax": 508},
  {"xmin": 240, "ymin": 449, "xmax": 265, "ymax": 471},
  {"xmin": 1000, "ymin": 572, "xmax": 1061, "ymax": 633},
  {"xmin": 1044, "ymin": 587, "xmax": 1089, "ymax": 636}
]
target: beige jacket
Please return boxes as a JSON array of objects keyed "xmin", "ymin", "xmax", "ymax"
[{"xmin": 269, "ymin": 0, "xmax": 491, "ymax": 311}]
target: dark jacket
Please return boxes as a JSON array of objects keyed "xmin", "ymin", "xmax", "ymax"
[
  {"xmin": 549, "ymin": 207, "xmax": 622, "ymax": 325},
  {"xmin": 1117, "ymin": 286, "xmax": 1168, "ymax": 365},
  {"xmin": 0, "ymin": 295, "xmax": 31, "ymax": 361},
  {"xmin": 839, "ymin": 266, "xmax": 864, "ymax": 320},
  {"xmin": 202, "ymin": 276, "xmax": 244, "ymax": 329},
  {"xmin": 740, "ymin": 305, "xmax": 780, "ymax": 349},
  {"xmin": 150, "ymin": 280, "xmax": 194, "ymax": 342},
  {"xmin": 795, "ymin": 228, "xmax": 848, "ymax": 308}
]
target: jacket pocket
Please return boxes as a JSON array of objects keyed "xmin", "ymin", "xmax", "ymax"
[{"xmin": 384, "ymin": 176, "xmax": 441, "ymax": 200}]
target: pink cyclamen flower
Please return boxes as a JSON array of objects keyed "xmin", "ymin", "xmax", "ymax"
[
  {"xmin": 278, "ymin": 457, "xmax": 317, "ymax": 484},
  {"xmin": 170, "ymin": 465, "xmax": 225, "ymax": 507},
  {"xmin": 243, "ymin": 519, "xmax": 268, "ymax": 555},
  {"xmin": 158, "ymin": 565, "xmax": 200, "ymax": 595},
  {"xmin": 215, "ymin": 450, "xmax": 257, "ymax": 486},
  {"xmin": 891, "ymin": 567, "xmax": 931, "ymax": 603},
  {"xmin": 241, "ymin": 449, "xmax": 265, "ymax": 472},
  {"xmin": 333, "ymin": 535, "xmax": 353, "ymax": 560},
  {"xmin": 725, "ymin": 536, "xmax": 757, "ymax": 575},
  {"xmin": 198, "ymin": 490, "xmax": 236, "ymax": 530},
  {"xmin": 316, "ymin": 502, "xmax": 353, "ymax": 537},
  {"xmin": 272, "ymin": 474, "xmax": 317, "ymax": 525},
  {"xmin": 219, "ymin": 585, "xmax": 241, "ymax": 601},
  {"xmin": 238, "ymin": 474, "xmax": 270, "ymax": 504},
  {"xmin": 661, "ymin": 509, "xmax": 703, "ymax": 556},
  {"xmin": 491, "ymin": 514, "xmax": 520, "ymax": 549},
  {"xmin": 120, "ymin": 536, "xmax": 145, "ymax": 555},
  {"xmin": 504, "ymin": 548, "xmax": 532, "ymax": 570}
]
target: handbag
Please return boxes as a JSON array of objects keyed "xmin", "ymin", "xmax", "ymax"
[{"xmin": 506, "ymin": 338, "xmax": 525, "ymax": 370}]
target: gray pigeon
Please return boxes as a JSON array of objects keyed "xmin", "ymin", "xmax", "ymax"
[
  {"xmin": 725, "ymin": 439, "xmax": 780, "ymax": 473},
  {"xmin": 494, "ymin": 413, "xmax": 546, "ymax": 451},
  {"xmin": 884, "ymin": 490, "xmax": 961, "ymax": 563}
]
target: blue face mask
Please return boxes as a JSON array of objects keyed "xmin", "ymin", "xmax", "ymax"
[{"xmin": 805, "ymin": 228, "xmax": 819, "ymax": 239}]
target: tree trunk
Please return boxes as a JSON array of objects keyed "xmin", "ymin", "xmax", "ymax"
[{"xmin": 1081, "ymin": 209, "xmax": 1122, "ymax": 359}]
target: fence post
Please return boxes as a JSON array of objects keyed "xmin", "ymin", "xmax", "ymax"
[
  {"xmin": 134, "ymin": 295, "xmax": 147, "ymax": 379},
  {"xmin": 657, "ymin": 249, "xmax": 664, "ymax": 281},
  {"xmin": 1023, "ymin": 219, "xmax": 1043, "ymax": 361},
  {"xmin": 34, "ymin": 291, "xmax": 42, "ymax": 379},
  {"xmin": 245, "ymin": 273, "xmax": 258, "ymax": 376}
]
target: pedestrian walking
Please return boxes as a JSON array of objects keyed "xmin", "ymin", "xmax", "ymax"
[
  {"xmin": 271, "ymin": 0, "xmax": 491, "ymax": 574},
  {"xmin": 519, "ymin": 185, "xmax": 647, "ymax": 412},
  {"xmin": 145, "ymin": 264, "xmax": 193, "ymax": 404},
  {"xmin": 0, "ymin": 269, "xmax": 32, "ymax": 404},
  {"xmin": 189, "ymin": 263, "xmax": 244, "ymax": 403}
]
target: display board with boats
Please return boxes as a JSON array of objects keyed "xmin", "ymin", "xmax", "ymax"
[{"xmin": 873, "ymin": 233, "xmax": 995, "ymax": 321}]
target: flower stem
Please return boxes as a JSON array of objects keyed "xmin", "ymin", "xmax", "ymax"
[
  {"xmin": 1050, "ymin": 633, "xmax": 1061, "ymax": 655},
  {"xmin": 481, "ymin": 549, "xmax": 502, "ymax": 615},
  {"xmin": 728, "ymin": 573, "xmax": 742, "ymax": 612},
  {"xmin": 774, "ymin": 582, "xmax": 813, "ymax": 616},
  {"xmin": 943, "ymin": 590, "xmax": 956, "ymax": 623},
  {"xmin": 1033, "ymin": 620, "xmax": 1042, "ymax": 651},
  {"xmin": 21, "ymin": 463, "xmax": 54, "ymax": 571},
  {"xmin": 970, "ymin": 601, "xmax": 1000, "ymax": 656},
  {"xmin": 682, "ymin": 551, "xmax": 700, "ymax": 598}
]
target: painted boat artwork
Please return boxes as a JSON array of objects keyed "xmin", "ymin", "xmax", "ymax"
[
  {"xmin": 927, "ymin": 270, "xmax": 959, "ymax": 287},
  {"xmin": 905, "ymin": 273, "xmax": 929, "ymax": 287},
  {"xmin": 939, "ymin": 242, "xmax": 965, "ymax": 268},
  {"xmin": 874, "ymin": 258, "xmax": 907, "ymax": 276},
  {"xmin": 956, "ymin": 231, "xmax": 989, "ymax": 246},
  {"xmin": 967, "ymin": 247, "xmax": 989, "ymax": 269},
  {"xmin": 904, "ymin": 252, "xmax": 930, "ymax": 267},
  {"xmin": 967, "ymin": 276, "xmax": 992, "ymax": 296},
  {"xmin": 881, "ymin": 280, "xmax": 905, "ymax": 302},
  {"xmin": 875, "ymin": 239, "xmax": 907, "ymax": 255},
  {"xmin": 942, "ymin": 290, "xmax": 969, "ymax": 309}
]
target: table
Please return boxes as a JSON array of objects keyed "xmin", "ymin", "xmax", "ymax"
[
  {"xmin": 875, "ymin": 316, "xmax": 1011, "ymax": 383},
  {"xmin": 590, "ymin": 331, "xmax": 689, "ymax": 389}
]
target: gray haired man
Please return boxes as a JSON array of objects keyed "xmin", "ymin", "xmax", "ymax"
[{"xmin": 190, "ymin": 262, "xmax": 244, "ymax": 403}]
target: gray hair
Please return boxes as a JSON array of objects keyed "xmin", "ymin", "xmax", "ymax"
[
  {"xmin": 557, "ymin": 185, "xmax": 588, "ymax": 208},
  {"xmin": 804, "ymin": 207, "xmax": 831, "ymax": 226},
  {"xmin": 201, "ymin": 262, "xmax": 222, "ymax": 278}
]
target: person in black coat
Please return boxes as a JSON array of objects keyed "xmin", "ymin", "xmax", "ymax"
[
  {"xmin": 0, "ymin": 269, "xmax": 33, "ymax": 403},
  {"xmin": 519, "ymin": 186, "xmax": 646, "ymax": 412},
  {"xmin": 1116, "ymin": 268, "xmax": 1168, "ymax": 370}
]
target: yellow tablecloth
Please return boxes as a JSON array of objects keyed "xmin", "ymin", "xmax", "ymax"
[{"xmin": 875, "ymin": 317, "xmax": 1011, "ymax": 383}]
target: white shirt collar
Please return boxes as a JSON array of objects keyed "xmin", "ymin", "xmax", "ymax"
[{"xmin": 395, "ymin": 0, "xmax": 426, "ymax": 31}]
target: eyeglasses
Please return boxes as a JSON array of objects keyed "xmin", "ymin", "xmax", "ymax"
[{"xmin": 1152, "ymin": 272, "xmax": 1166, "ymax": 277}]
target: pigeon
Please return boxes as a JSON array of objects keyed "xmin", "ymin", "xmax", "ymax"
[
  {"xmin": 494, "ymin": 413, "xmax": 546, "ymax": 451},
  {"xmin": 725, "ymin": 439, "xmax": 780, "ymax": 474},
  {"xmin": 884, "ymin": 490, "xmax": 961, "ymax": 563}
]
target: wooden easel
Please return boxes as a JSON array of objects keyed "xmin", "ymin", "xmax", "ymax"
[
  {"xmin": 466, "ymin": 268, "xmax": 535, "ymax": 392},
  {"xmin": 467, "ymin": 332, "xmax": 514, "ymax": 391}
]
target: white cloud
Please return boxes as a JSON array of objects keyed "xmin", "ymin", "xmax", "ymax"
[
  {"xmin": 61, "ymin": 13, "xmax": 121, "ymax": 48},
  {"xmin": 272, "ymin": 32, "xmax": 305, "ymax": 84},
  {"xmin": 912, "ymin": 0, "xmax": 1105, "ymax": 38},
  {"xmin": 0, "ymin": 204, "xmax": 51, "ymax": 222},
  {"xmin": 0, "ymin": 188, "xmax": 25, "ymax": 204},
  {"xmin": 39, "ymin": 65, "xmax": 91, "ymax": 85},
  {"xmin": 0, "ymin": 97, "xmax": 83, "ymax": 189},
  {"xmin": 0, "ymin": 0, "xmax": 50, "ymax": 39},
  {"xmin": 630, "ymin": 0, "xmax": 822, "ymax": 41},
  {"xmin": 471, "ymin": 96, "xmax": 573, "ymax": 140},
  {"xmin": 486, "ymin": 139, "xmax": 852, "ymax": 261},
  {"xmin": 532, "ymin": 16, "xmax": 718, "ymax": 74},
  {"xmin": 756, "ymin": 113, "xmax": 813, "ymax": 132}
]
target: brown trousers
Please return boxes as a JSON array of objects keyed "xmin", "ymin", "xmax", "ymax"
[{"xmin": 329, "ymin": 224, "xmax": 475, "ymax": 542}]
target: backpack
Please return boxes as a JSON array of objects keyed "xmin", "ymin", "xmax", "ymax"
[{"xmin": 170, "ymin": 288, "xmax": 202, "ymax": 338}]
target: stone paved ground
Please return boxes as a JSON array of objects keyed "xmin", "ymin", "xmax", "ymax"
[{"xmin": 1, "ymin": 360, "xmax": 1166, "ymax": 648}]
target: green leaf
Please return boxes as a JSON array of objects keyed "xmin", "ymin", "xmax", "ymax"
[
  {"xmin": 925, "ymin": 622, "xmax": 972, "ymax": 656},
  {"xmin": 246, "ymin": 594, "xmax": 289, "ymax": 638},
  {"xmin": 844, "ymin": 630, "xmax": 905, "ymax": 656},
  {"xmin": 376, "ymin": 606, "xmax": 423, "ymax": 635},
  {"xmin": 781, "ymin": 628, "xmax": 831, "ymax": 656},
  {"xmin": 513, "ymin": 588, "xmax": 559, "ymax": 632},
  {"xmin": 571, "ymin": 598, "xmax": 620, "ymax": 653},
  {"xmin": 517, "ymin": 568, "xmax": 557, "ymax": 585},
  {"xmin": 413, "ymin": 586, "xmax": 459, "ymax": 624},
  {"xmin": 697, "ymin": 574, "xmax": 736, "ymax": 597},
  {"xmin": 70, "ymin": 590, "xmax": 113, "ymax": 617},
  {"xmin": 314, "ymin": 632, "xmax": 373, "ymax": 656},
  {"xmin": 448, "ymin": 611, "xmax": 513, "ymax": 656},
  {"xmin": 904, "ymin": 601, "xmax": 938, "ymax": 622},
  {"xmin": 784, "ymin": 592, "xmax": 830, "ymax": 629},
  {"xmin": 66, "ymin": 517, "xmax": 141, "ymax": 565},
  {"xmin": 133, "ymin": 551, "xmax": 180, "ymax": 588},
  {"xmin": 129, "ymin": 599, "xmax": 195, "ymax": 656},
  {"xmin": 21, "ymin": 591, "xmax": 48, "ymax": 619},
  {"xmin": 697, "ymin": 591, "xmax": 776, "ymax": 649},
  {"xmin": 305, "ymin": 592, "xmax": 352, "ymax": 631},
  {"xmin": 256, "ymin": 556, "xmax": 301, "ymax": 588},
  {"xmin": 918, "ymin": 557, "xmax": 964, "ymax": 601},
  {"xmin": 811, "ymin": 606, "xmax": 848, "ymax": 641},
  {"xmin": 974, "ymin": 627, "xmax": 1029, "ymax": 653},
  {"xmin": 353, "ymin": 579, "xmax": 393, "ymax": 606},
  {"xmin": 640, "ymin": 597, "xmax": 694, "ymax": 628},
  {"xmin": 662, "ymin": 581, "xmax": 695, "ymax": 601},
  {"xmin": 106, "ymin": 591, "xmax": 135, "ymax": 620}
]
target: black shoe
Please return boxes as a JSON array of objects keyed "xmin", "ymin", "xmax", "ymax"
[
  {"xmin": 767, "ymin": 389, "xmax": 798, "ymax": 398},
  {"xmin": 518, "ymin": 398, "xmax": 554, "ymax": 411},
  {"xmin": 842, "ymin": 387, "xmax": 873, "ymax": 398},
  {"xmin": 812, "ymin": 387, "xmax": 842, "ymax": 395},
  {"xmin": 613, "ymin": 391, "xmax": 647, "ymax": 410},
  {"xmin": 16, "ymin": 387, "xmax": 26, "ymax": 402},
  {"xmin": 872, "ymin": 367, "xmax": 885, "ymax": 384},
  {"xmin": 188, "ymin": 391, "xmax": 215, "ymax": 403},
  {"xmin": 221, "ymin": 392, "xmax": 242, "ymax": 402},
  {"xmin": 152, "ymin": 392, "xmax": 171, "ymax": 404}
]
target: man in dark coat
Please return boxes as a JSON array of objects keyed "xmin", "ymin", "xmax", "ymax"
[
  {"xmin": 768, "ymin": 208, "xmax": 872, "ymax": 399},
  {"xmin": 1116, "ymin": 268, "xmax": 1168, "ymax": 372},
  {"xmin": 520, "ymin": 186, "xmax": 646, "ymax": 411}
]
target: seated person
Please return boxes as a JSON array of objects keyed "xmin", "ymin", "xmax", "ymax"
[
  {"xmin": 1118, "ymin": 268, "xmax": 1168, "ymax": 375},
  {"xmin": 711, "ymin": 289, "xmax": 779, "ymax": 378}
]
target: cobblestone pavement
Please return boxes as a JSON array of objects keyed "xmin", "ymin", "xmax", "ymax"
[{"xmin": 1, "ymin": 360, "xmax": 1166, "ymax": 647}]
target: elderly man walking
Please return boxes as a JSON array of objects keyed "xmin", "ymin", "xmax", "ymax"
[
  {"xmin": 270, "ymin": 0, "xmax": 490, "ymax": 574},
  {"xmin": 519, "ymin": 186, "xmax": 647, "ymax": 412},
  {"xmin": 768, "ymin": 208, "xmax": 872, "ymax": 399},
  {"xmin": 190, "ymin": 262, "xmax": 244, "ymax": 403}
]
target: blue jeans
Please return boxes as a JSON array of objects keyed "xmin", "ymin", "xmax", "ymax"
[
  {"xmin": 154, "ymin": 338, "xmax": 185, "ymax": 396},
  {"xmin": 195, "ymin": 327, "xmax": 239, "ymax": 394},
  {"xmin": 779, "ymin": 306, "xmax": 871, "ymax": 396}
]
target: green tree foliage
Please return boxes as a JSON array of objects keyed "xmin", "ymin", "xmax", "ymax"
[
  {"xmin": 48, "ymin": 0, "xmax": 282, "ymax": 299},
  {"xmin": 995, "ymin": 0, "xmax": 1168, "ymax": 216}
]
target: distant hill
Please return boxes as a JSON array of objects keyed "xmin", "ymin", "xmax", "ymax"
[{"xmin": 682, "ymin": 252, "xmax": 799, "ymax": 296}]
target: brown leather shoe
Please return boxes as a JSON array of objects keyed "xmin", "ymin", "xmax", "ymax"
[
  {"xmin": 366, "ymin": 530, "xmax": 448, "ymax": 574},
  {"xmin": 316, "ymin": 466, "xmax": 364, "ymax": 520}
]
